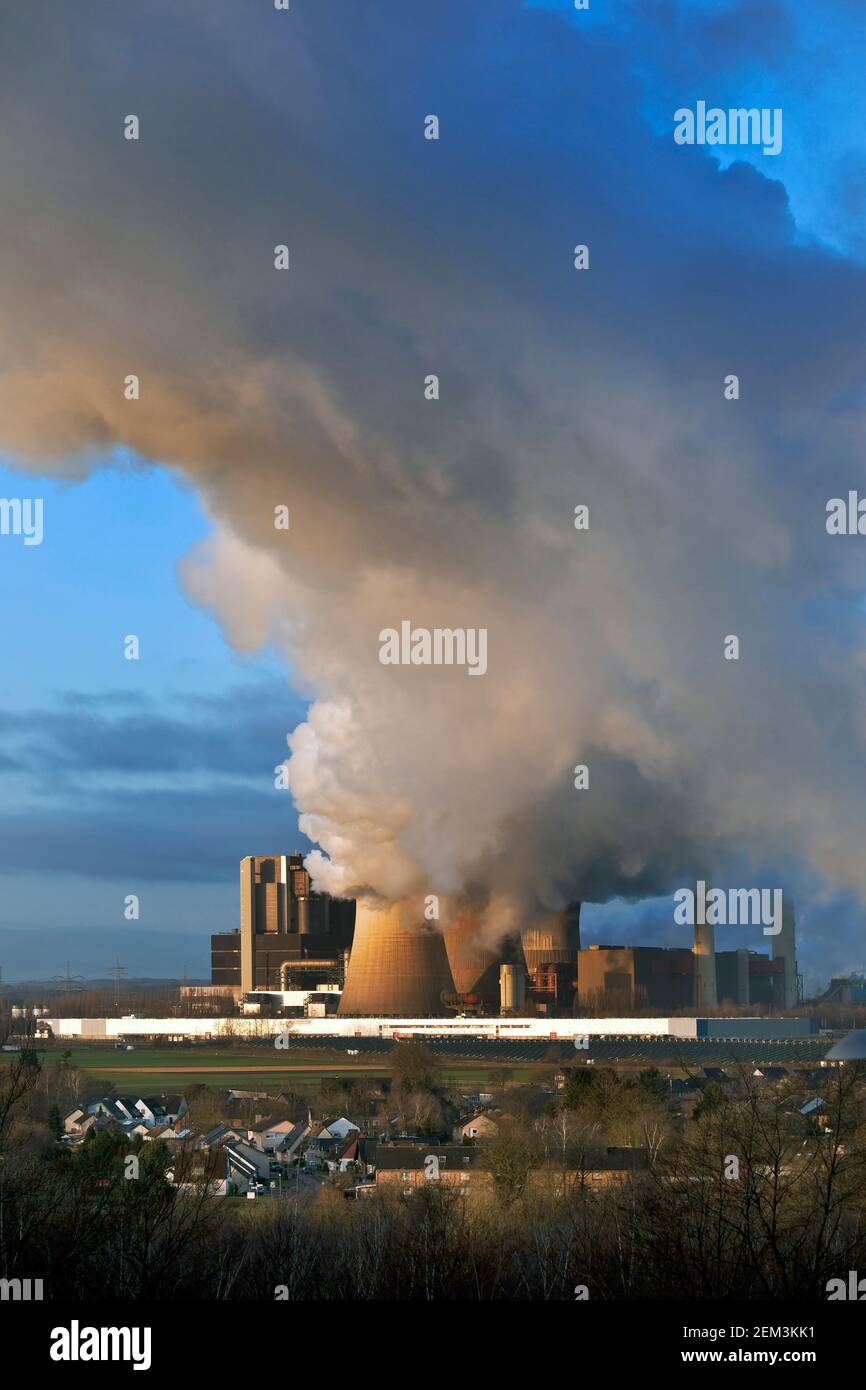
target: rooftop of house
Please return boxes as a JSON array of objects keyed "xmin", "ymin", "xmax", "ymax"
[
  {"xmin": 249, "ymin": 1118, "xmax": 298, "ymax": 1135},
  {"xmin": 318, "ymin": 1117, "xmax": 361, "ymax": 1138},
  {"xmin": 201, "ymin": 1124, "xmax": 247, "ymax": 1149},
  {"xmin": 370, "ymin": 1144, "xmax": 487, "ymax": 1171},
  {"xmin": 800, "ymin": 1097, "xmax": 826, "ymax": 1116},
  {"xmin": 459, "ymin": 1109, "xmax": 502, "ymax": 1127},
  {"xmin": 604, "ymin": 1147, "xmax": 650, "ymax": 1171}
]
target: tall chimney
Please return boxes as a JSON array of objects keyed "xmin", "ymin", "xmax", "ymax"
[
  {"xmin": 773, "ymin": 897, "xmax": 798, "ymax": 1009},
  {"xmin": 692, "ymin": 878, "xmax": 718, "ymax": 1011}
]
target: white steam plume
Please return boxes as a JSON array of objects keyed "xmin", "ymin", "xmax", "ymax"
[{"xmin": 1, "ymin": 1, "xmax": 866, "ymax": 941}]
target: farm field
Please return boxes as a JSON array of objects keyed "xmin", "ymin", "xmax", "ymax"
[
  {"xmin": 25, "ymin": 1034, "xmax": 836, "ymax": 1095},
  {"xmin": 32, "ymin": 1043, "xmax": 547, "ymax": 1093}
]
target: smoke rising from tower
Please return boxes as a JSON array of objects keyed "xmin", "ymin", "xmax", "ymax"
[{"xmin": 1, "ymin": 2, "xmax": 866, "ymax": 955}]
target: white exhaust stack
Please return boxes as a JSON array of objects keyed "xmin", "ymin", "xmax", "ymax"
[
  {"xmin": 692, "ymin": 878, "xmax": 718, "ymax": 1011},
  {"xmin": 773, "ymin": 897, "xmax": 798, "ymax": 1009}
]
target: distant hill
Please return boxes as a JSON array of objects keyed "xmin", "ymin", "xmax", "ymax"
[
  {"xmin": 2, "ymin": 976, "xmax": 208, "ymax": 990},
  {"xmin": 0, "ymin": 926, "xmax": 210, "ymax": 982}
]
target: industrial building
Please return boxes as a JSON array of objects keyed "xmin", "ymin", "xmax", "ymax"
[
  {"xmin": 210, "ymin": 858, "xmax": 801, "ymax": 1023},
  {"xmin": 817, "ymin": 973, "xmax": 866, "ymax": 1005},
  {"xmin": 578, "ymin": 945, "xmax": 694, "ymax": 1013},
  {"xmin": 211, "ymin": 855, "xmax": 355, "ymax": 996},
  {"xmin": 521, "ymin": 903, "xmax": 581, "ymax": 1015},
  {"xmin": 577, "ymin": 943, "xmax": 795, "ymax": 1012},
  {"xmin": 576, "ymin": 895, "xmax": 800, "ymax": 1014},
  {"xmin": 40, "ymin": 1014, "xmax": 819, "ymax": 1042}
]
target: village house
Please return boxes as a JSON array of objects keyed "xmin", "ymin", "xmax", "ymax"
[{"xmin": 455, "ymin": 1111, "xmax": 501, "ymax": 1143}]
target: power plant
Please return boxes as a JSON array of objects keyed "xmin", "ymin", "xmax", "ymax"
[
  {"xmin": 578, "ymin": 893, "xmax": 800, "ymax": 1014},
  {"xmin": 211, "ymin": 857, "xmax": 801, "ymax": 1019},
  {"xmin": 211, "ymin": 855, "xmax": 355, "ymax": 996}
]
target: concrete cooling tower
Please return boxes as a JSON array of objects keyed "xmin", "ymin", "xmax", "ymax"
[
  {"xmin": 338, "ymin": 902, "xmax": 456, "ymax": 1016},
  {"xmin": 521, "ymin": 901, "xmax": 581, "ymax": 970},
  {"xmin": 443, "ymin": 913, "xmax": 501, "ymax": 1004}
]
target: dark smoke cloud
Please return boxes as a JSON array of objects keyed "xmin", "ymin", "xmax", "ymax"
[{"xmin": 1, "ymin": 1, "xmax": 865, "ymax": 956}]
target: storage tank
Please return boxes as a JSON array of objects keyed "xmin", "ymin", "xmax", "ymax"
[
  {"xmin": 297, "ymin": 895, "xmax": 311, "ymax": 935},
  {"xmin": 500, "ymin": 963, "xmax": 526, "ymax": 1013}
]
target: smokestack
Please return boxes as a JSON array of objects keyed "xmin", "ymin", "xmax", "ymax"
[
  {"xmin": 337, "ymin": 902, "xmax": 456, "ymax": 1016},
  {"xmin": 692, "ymin": 879, "xmax": 717, "ymax": 1011},
  {"xmin": 736, "ymin": 948, "xmax": 750, "ymax": 1007},
  {"xmin": 773, "ymin": 897, "xmax": 798, "ymax": 1009}
]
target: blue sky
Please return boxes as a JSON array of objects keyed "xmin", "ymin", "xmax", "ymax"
[
  {"xmin": 0, "ymin": 459, "xmax": 307, "ymax": 979},
  {"xmin": 532, "ymin": 0, "xmax": 866, "ymax": 259}
]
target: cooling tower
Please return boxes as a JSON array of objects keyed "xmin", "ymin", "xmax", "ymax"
[
  {"xmin": 337, "ymin": 902, "xmax": 456, "ymax": 1016},
  {"xmin": 521, "ymin": 901, "xmax": 581, "ymax": 970},
  {"xmin": 444, "ymin": 913, "xmax": 501, "ymax": 1003},
  {"xmin": 773, "ymin": 897, "xmax": 798, "ymax": 1009},
  {"xmin": 692, "ymin": 879, "xmax": 718, "ymax": 1011}
]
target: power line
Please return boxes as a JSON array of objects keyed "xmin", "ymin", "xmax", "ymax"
[
  {"xmin": 53, "ymin": 961, "xmax": 84, "ymax": 994},
  {"xmin": 107, "ymin": 958, "xmax": 128, "ymax": 1010}
]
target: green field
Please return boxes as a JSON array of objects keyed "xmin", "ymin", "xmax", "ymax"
[
  {"xmin": 27, "ymin": 1034, "xmax": 831, "ymax": 1096},
  {"xmin": 33, "ymin": 1043, "xmax": 546, "ymax": 1094}
]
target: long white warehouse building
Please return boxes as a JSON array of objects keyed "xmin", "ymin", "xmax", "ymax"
[{"xmin": 40, "ymin": 1015, "xmax": 817, "ymax": 1041}]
